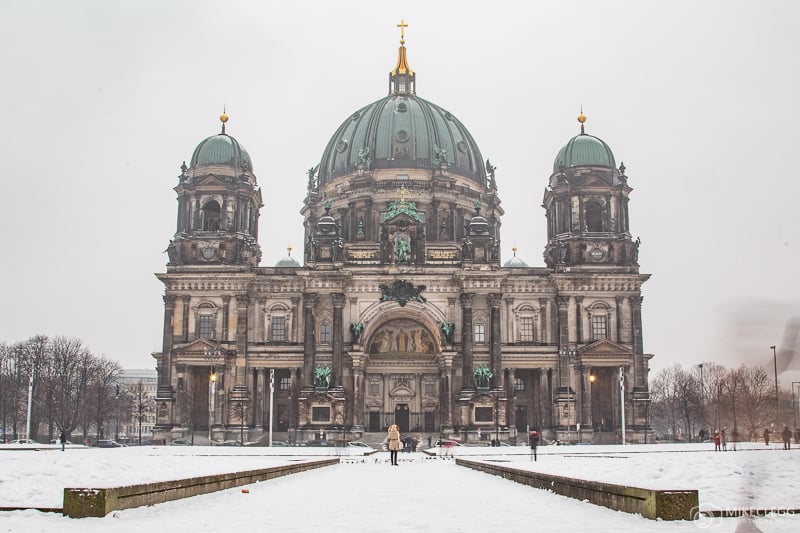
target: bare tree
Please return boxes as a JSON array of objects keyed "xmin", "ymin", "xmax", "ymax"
[
  {"xmin": 738, "ymin": 364, "xmax": 772, "ymax": 440},
  {"xmin": 127, "ymin": 380, "xmax": 154, "ymax": 446}
]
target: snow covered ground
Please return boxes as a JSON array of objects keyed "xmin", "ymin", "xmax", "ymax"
[{"xmin": 0, "ymin": 442, "xmax": 798, "ymax": 532}]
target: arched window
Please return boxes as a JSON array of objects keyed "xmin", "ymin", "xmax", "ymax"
[
  {"xmin": 202, "ymin": 200, "xmax": 221, "ymax": 231},
  {"xmin": 585, "ymin": 200, "xmax": 604, "ymax": 232},
  {"xmin": 587, "ymin": 302, "xmax": 612, "ymax": 341}
]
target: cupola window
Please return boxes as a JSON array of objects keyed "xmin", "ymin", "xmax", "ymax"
[
  {"xmin": 585, "ymin": 201, "xmax": 605, "ymax": 232},
  {"xmin": 201, "ymin": 200, "xmax": 221, "ymax": 231}
]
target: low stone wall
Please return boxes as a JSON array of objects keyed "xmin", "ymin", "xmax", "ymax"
[
  {"xmin": 63, "ymin": 458, "xmax": 338, "ymax": 518},
  {"xmin": 457, "ymin": 458, "xmax": 698, "ymax": 520}
]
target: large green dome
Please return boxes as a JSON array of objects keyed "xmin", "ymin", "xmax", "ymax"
[
  {"xmin": 553, "ymin": 132, "xmax": 615, "ymax": 173},
  {"xmin": 317, "ymin": 94, "xmax": 486, "ymax": 186},
  {"xmin": 191, "ymin": 132, "xmax": 253, "ymax": 171}
]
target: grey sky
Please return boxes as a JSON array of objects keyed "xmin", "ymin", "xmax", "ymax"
[{"xmin": 1, "ymin": 0, "xmax": 798, "ymax": 379}]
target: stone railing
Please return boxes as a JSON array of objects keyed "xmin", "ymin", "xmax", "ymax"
[
  {"xmin": 63, "ymin": 458, "xmax": 338, "ymax": 518},
  {"xmin": 456, "ymin": 458, "xmax": 698, "ymax": 521}
]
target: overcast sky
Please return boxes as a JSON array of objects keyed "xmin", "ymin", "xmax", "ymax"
[{"xmin": 1, "ymin": 0, "xmax": 798, "ymax": 380}]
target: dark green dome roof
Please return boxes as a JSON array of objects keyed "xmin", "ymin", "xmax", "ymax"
[
  {"xmin": 191, "ymin": 133, "xmax": 253, "ymax": 171},
  {"xmin": 318, "ymin": 94, "xmax": 486, "ymax": 186},
  {"xmin": 553, "ymin": 133, "xmax": 615, "ymax": 173},
  {"xmin": 275, "ymin": 255, "xmax": 301, "ymax": 267},
  {"xmin": 503, "ymin": 248, "xmax": 529, "ymax": 268}
]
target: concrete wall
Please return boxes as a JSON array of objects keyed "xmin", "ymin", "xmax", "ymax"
[
  {"xmin": 457, "ymin": 458, "xmax": 697, "ymax": 521},
  {"xmin": 63, "ymin": 458, "xmax": 338, "ymax": 518}
]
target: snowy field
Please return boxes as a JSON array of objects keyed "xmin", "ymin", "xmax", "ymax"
[{"xmin": 0, "ymin": 442, "xmax": 798, "ymax": 532}]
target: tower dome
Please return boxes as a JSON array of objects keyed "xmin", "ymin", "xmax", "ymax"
[
  {"xmin": 316, "ymin": 36, "xmax": 486, "ymax": 187},
  {"xmin": 274, "ymin": 247, "xmax": 301, "ymax": 268},
  {"xmin": 552, "ymin": 113, "xmax": 615, "ymax": 172},
  {"xmin": 190, "ymin": 112, "xmax": 253, "ymax": 171}
]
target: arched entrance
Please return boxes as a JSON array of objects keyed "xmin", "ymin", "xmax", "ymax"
[
  {"xmin": 395, "ymin": 404, "xmax": 409, "ymax": 433},
  {"xmin": 362, "ymin": 316, "xmax": 442, "ymax": 432}
]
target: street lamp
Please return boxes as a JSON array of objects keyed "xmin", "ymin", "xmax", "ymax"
[
  {"xmin": 619, "ymin": 366, "xmax": 626, "ymax": 445},
  {"xmin": 204, "ymin": 347, "xmax": 221, "ymax": 444},
  {"xmin": 698, "ymin": 363, "xmax": 704, "ymax": 437},
  {"xmin": 559, "ymin": 347, "xmax": 576, "ymax": 442},
  {"xmin": 771, "ymin": 345, "xmax": 779, "ymax": 425}
]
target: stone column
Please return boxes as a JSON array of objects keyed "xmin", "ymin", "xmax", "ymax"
[
  {"xmin": 180, "ymin": 295, "xmax": 190, "ymax": 342},
  {"xmin": 539, "ymin": 298, "xmax": 549, "ymax": 344},
  {"xmin": 332, "ymin": 293, "xmax": 345, "ymax": 387},
  {"xmin": 291, "ymin": 297, "xmax": 300, "ymax": 343},
  {"xmin": 352, "ymin": 361, "xmax": 364, "ymax": 427},
  {"xmin": 575, "ymin": 296, "xmax": 583, "ymax": 344},
  {"xmin": 582, "ymin": 366, "xmax": 593, "ymax": 427},
  {"xmin": 488, "ymin": 293, "xmax": 503, "ymax": 386},
  {"xmin": 557, "ymin": 296, "xmax": 570, "ymax": 388},
  {"xmin": 233, "ymin": 295, "xmax": 249, "ymax": 394},
  {"xmin": 460, "ymin": 293, "xmax": 474, "ymax": 388},
  {"xmin": 630, "ymin": 295, "xmax": 646, "ymax": 388},
  {"xmin": 222, "ymin": 296, "xmax": 231, "ymax": 342},
  {"xmin": 157, "ymin": 295, "xmax": 176, "ymax": 398},
  {"xmin": 303, "ymin": 294, "xmax": 318, "ymax": 387},
  {"xmin": 615, "ymin": 295, "xmax": 625, "ymax": 343}
]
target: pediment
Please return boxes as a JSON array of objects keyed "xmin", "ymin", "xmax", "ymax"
[
  {"xmin": 174, "ymin": 338, "xmax": 218, "ymax": 355},
  {"xmin": 582, "ymin": 175, "xmax": 610, "ymax": 187},
  {"xmin": 579, "ymin": 339, "xmax": 633, "ymax": 355},
  {"xmin": 383, "ymin": 212, "xmax": 421, "ymax": 225},
  {"xmin": 194, "ymin": 174, "xmax": 228, "ymax": 187}
]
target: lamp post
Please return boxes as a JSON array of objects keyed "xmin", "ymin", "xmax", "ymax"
[
  {"xmin": 559, "ymin": 347, "xmax": 576, "ymax": 443},
  {"xmin": 771, "ymin": 345, "xmax": 779, "ymax": 424},
  {"xmin": 619, "ymin": 366, "xmax": 626, "ymax": 445},
  {"xmin": 204, "ymin": 347, "xmax": 221, "ymax": 444},
  {"xmin": 698, "ymin": 363, "xmax": 704, "ymax": 437},
  {"xmin": 269, "ymin": 369, "xmax": 275, "ymax": 448}
]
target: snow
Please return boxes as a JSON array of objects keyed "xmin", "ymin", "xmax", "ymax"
[{"xmin": 1, "ymin": 442, "xmax": 798, "ymax": 532}]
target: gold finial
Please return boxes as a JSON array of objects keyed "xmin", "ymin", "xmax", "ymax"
[
  {"xmin": 578, "ymin": 106, "xmax": 586, "ymax": 134},
  {"xmin": 512, "ymin": 246, "xmax": 518, "ymax": 256},
  {"xmin": 287, "ymin": 245, "xmax": 292, "ymax": 256},
  {"xmin": 220, "ymin": 106, "xmax": 228, "ymax": 134},
  {"xmin": 397, "ymin": 19, "xmax": 408, "ymax": 44}
]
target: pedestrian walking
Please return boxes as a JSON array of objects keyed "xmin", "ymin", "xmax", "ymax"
[
  {"xmin": 721, "ymin": 428, "xmax": 727, "ymax": 451},
  {"xmin": 763, "ymin": 428, "xmax": 770, "ymax": 446},
  {"xmin": 59, "ymin": 430, "xmax": 67, "ymax": 452},
  {"xmin": 713, "ymin": 430, "xmax": 721, "ymax": 451},
  {"xmin": 782, "ymin": 425, "xmax": 792, "ymax": 450},
  {"xmin": 427, "ymin": 435, "xmax": 432, "ymax": 449},
  {"xmin": 529, "ymin": 430, "xmax": 540, "ymax": 461},
  {"xmin": 387, "ymin": 424, "xmax": 401, "ymax": 465}
]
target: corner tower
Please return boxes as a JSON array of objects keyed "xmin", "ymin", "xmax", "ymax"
[
  {"xmin": 167, "ymin": 112, "xmax": 263, "ymax": 267},
  {"xmin": 542, "ymin": 112, "xmax": 638, "ymax": 271}
]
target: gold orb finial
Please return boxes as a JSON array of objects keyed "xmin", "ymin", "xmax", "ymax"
[
  {"xmin": 220, "ymin": 112, "xmax": 229, "ymax": 124},
  {"xmin": 287, "ymin": 245, "xmax": 293, "ymax": 256},
  {"xmin": 512, "ymin": 246, "xmax": 518, "ymax": 256},
  {"xmin": 577, "ymin": 111, "xmax": 587, "ymax": 124}
]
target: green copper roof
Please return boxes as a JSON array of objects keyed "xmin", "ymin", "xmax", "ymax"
[
  {"xmin": 503, "ymin": 255, "xmax": 529, "ymax": 268},
  {"xmin": 274, "ymin": 255, "xmax": 301, "ymax": 267},
  {"xmin": 553, "ymin": 133, "xmax": 615, "ymax": 173},
  {"xmin": 318, "ymin": 94, "xmax": 486, "ymax": 186},
  {"xmin": 191, "ymin": 134, "xmax": 253, "ymax": 171}
]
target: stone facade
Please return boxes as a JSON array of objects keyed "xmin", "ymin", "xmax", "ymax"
[{"xmin": 153, "ymin": 39, "xmax": 652, "ymax": 445}]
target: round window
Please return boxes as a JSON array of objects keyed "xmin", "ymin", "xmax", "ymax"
[{"xmin": 590, "ymin": 248, "xmax": 604, "ymax": 261}]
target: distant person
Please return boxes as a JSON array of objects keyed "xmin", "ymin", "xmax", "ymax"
[
  {"xmin": 782, "ymin": 425, "xmax": 792, "ymax": 450},
  {"xmin": 721, "ymin": 428, "xmax": 727, "ymax": 451},
  {"xmin": 529, "ymin": 430, "xmax": 540, "ymax": 461},
  {"xmin": 795, "ymin": 428, "xmax": 800, "ymax": 445},
  {"xmin": 387, "ymin": 424, "xmax": 400, "ymax": 466},
  {"xmin": 763, "ymin": 428, "xmax": 770, "ymax": 446},
  {"xmin": 714, "ymin": 430, "xmax": 721, "ymax": 452},
  {"xmin": 731, "ymin": 427, "xmax": 739, "ymax": 451},
  {"xmin": 428, "ymin": 435, "xmax": 432, "ymax": 449},
  {"xmin": 59, "ymin": 430, "xmax": 67, "ymax": 452}
]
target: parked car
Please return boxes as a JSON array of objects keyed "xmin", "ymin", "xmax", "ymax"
[
  {"xmin": 8, "ymin": 439, "xmax": 39, "ymax": 445},
  {"xmin": 95, "ymin": 439, "xmax": 124, "ymax": 448},
  {"xmin": 218, "ymin": 440, "xmax": 243, "ymax": 446},
  {"xmin": 347, "ymin": 441, "xmax": 373, "ymax": 448},
  {"xmin": 170, "ymin": 438, "xmax": 192, "ymax": 446},
  {"xmin": 435, "ymin": 439, "xmax": 464, "ymax": 447},
  {"xmin": 270, "ymin": 440, "xmax": 289, "ymax": 447},
  {"xmin": 305, "ymin": 439, "xmax": 330, "ymax": 447}
]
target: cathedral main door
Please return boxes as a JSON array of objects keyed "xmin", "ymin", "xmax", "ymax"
[{"xmin": 395, "ymin": 404, "xmax": 409, "ymax": 433}]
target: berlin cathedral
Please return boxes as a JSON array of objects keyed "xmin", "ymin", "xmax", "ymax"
[{"xmin": 153, "ymin": 27, "xmax": 653, "ymax": 446}]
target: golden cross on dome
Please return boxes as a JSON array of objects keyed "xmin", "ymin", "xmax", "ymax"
[{"xmin": 397, "ymin": 19, "xmax": 408, "ymax": 44}]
